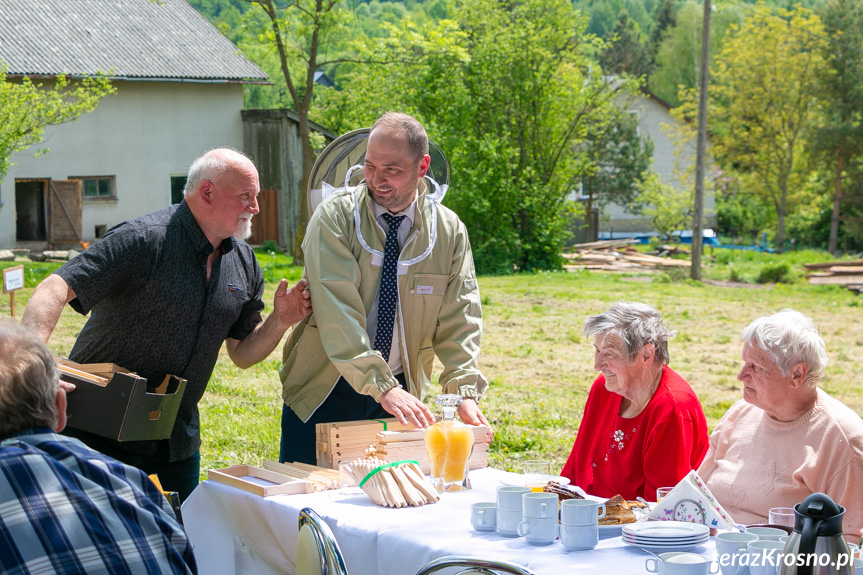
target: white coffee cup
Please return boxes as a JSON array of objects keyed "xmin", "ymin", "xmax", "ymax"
[
  {"xmin": 646, "ymin": 552, "xmax": 719, "ymax": 575},
  {"xmin": 745, "ymin": 526, "xmax": 787, "ymax": 541},
  {"xmin": 560, "ymin": 499, "xmax": 606, "ymax": 525},
  {"xmin": 715, "ymin": 531, "xmax": 758, "ymax": 575},
  {"xmin": 517, "ymin": 515, "xmax": 558, "ymax": 545},
  {"xmin": 470, "ymin": 502, "xmax": 497, "ymax": 532},
  {"xmin": 497, "ymin": 486, "xmax": 530, "ymax": 512},
  {"xmin": 522, "ymin": 492, "xmax": 558, "ymax": 519},
  {"xmin": 746, "ymin": 540, "xmax": 785, "ymax": 575},
  {"xmin": 497, "ymin": 509, "xmax": 521, "ymax": 537},
  {"xmin": 560, "ymin": 522, "xmax": 598, "ymax": 551}
]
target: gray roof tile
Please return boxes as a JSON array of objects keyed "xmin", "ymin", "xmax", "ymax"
[{"xmin": 0, "ymin": 0, "xmax": 267, "ymax": 81}]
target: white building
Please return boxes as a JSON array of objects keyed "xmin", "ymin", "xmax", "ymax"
[
  {"xmin": 0, "ymin": 0, "xmax": 267, "ymax": 248},
  {"xmin": 573, "ymin": 87, "xmax": 717, "ymax": 242}
]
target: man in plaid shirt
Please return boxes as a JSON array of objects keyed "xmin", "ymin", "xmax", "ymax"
[{"xmin": 0, "ymin": 323, "xmax": 196, "ymax": 574}]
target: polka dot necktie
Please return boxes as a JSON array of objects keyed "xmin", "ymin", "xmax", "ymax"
[{"xmin": 373, "ymin": 213, "xmax": 406, "ymax": 363}]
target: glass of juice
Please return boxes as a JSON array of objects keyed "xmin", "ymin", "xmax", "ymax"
[
  {"xmin": 523, "ymin": 460, "xmax": 550, "ymax": 492},
  {"xmin": 424, "ymin": 394, "xmax": 474, "ymax": 492}
]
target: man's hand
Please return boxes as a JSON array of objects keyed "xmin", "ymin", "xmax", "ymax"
[
  {"xmin": 380, "ymin": 387, "xmax": 435, "ymax": 429},
  {"xmin": 458, "ymin": 398, "xmax": 494, "ymax": 444},
  {"xmin": 272, "ymin": 278, "xmax": 312, "ymax": 327}
]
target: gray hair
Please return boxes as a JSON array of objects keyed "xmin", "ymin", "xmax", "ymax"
[
  {"xmin": 0, "ymin": 322, "xmax": 59, "ymax": 437},
  {"xmin": 584, "ymin": 302, "xmax": 675, "ymax": 365},
  {"xmin": 741, "ymin": 309, "xmax": 828, "ymax": 387},
  {"xmin": 183, "ymin": 147, "xmax": 252, "ymax": 197},
  {"xmin": 371, "ymin": 112, "xmax": 429, "ymax": 163}
]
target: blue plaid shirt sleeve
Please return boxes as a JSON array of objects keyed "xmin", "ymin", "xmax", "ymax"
[{"xmin": 0, "ymin": 430, "xmax": 196, "ymax": 575}]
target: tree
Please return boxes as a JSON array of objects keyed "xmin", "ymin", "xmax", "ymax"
[
  {"xmin": 319, "ymin": 0, "xmax": 628, "ymax": 273},
  {"xmin": 648, "ymin": 0, "xmax": 676, "ymax": 61},
  {"xmin": 599, "ymin": 10, "xmax": 652, "ymax": 77},
  {"xmin": 813, "ymin": 0, "xmax": 863, "ymax": 254},
  {"xmin": 681, "ymin": 4, "xmax": 827, "ymax": 250},
  {"xmin": 241, "ymin": 0, "xmax": 360, "ymax": 264},
  {"xmin": 580, "ymin": 106, "xmax": 655, "ymax": 241},
  {"xmin": 635, "ymin": 172, "xmax": 692, "ymax": 241},
  {"xmin": 648, "ymin": 3, "xmax": 742, "ymax": 107},
  {"xmin": 0, "ymin": 70, "xmax": 114, "ymax": 180}
]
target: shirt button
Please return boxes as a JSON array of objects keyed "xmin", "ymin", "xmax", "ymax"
[{"xmin": 592, "ymin": 463, "xmax": 597, "ymax": 468}]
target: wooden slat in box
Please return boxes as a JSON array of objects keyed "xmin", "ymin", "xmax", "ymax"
[
  {"xmin": 62, "ymin": 370, "xmax": 186, "ymax": 442},
  {"xmin": 208, "ymin": 465, "xmax": 313, "ymax": 497}
]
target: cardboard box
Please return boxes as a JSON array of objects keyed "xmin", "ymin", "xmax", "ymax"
[{"xmin": 61, "ymin": 369, "xmax": 186, "ymax": 442}]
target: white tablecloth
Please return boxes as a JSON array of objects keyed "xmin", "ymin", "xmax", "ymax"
[{"xmin": 183, "ymin": 468, "xmax": 718, "ymax": 575}]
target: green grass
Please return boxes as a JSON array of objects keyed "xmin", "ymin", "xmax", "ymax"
[{"xmin": 5, "ymin": 247, "xmax": 862, "ymax": 479}]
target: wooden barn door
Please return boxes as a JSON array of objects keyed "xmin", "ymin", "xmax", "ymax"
[
  {"xmin": 249, "ymin": 188, "xmax": 279, "ymax": 246},
  {"xmin": 48, "ymin": 180, "xmax": 83, "ymax": 246}
]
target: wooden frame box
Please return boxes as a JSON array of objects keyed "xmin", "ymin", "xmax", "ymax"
[
  {"xmin": 208, "ymin": 465, "xmax": 314, "ymax": 497},
  {"xmin": 61, "ymin": 369, "xmax": 186, "ymax": 442}
]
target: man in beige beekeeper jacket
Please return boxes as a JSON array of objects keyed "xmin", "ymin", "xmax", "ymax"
[{"xmin": 279, "ymin": 112, "xmax": 492, "ymax": 464}]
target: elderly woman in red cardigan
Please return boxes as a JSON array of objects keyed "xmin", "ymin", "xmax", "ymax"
[{"xmin": 560, "ymin": 302, "xmax": 709, "ymax": 501}]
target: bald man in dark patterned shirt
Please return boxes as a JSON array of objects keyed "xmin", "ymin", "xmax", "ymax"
[{"xmin": 22, "ymin": 148, "xmax": 311, "ymax": 501}]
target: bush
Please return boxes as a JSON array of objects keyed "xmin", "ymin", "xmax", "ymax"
[
  {"xmin": 728, "ymin": 264, "xmax": 741, "ymax": 283},
  {"xmin": 757, "ymin": 262, "xmax": 792, "ymax": 284},
  {"xmin": 260, "ymin": 240, "xmax": 281, "ymax": 253}
]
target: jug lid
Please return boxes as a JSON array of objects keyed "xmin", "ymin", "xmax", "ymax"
[{"xmin": 793, "ymin": 492, "xmax": 845, "ymax": 536}]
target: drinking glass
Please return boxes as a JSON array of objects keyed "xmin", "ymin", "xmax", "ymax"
[
  {"xmin": 523, "ymin": 460, "xmax": 551, "ymax": 492},
  {"xmin": 768, "ymin": 507, "xmax": 795, "ymax": 528},
  {"xmin": 656, "ymin": 486, "xmax": 674, "ymax": 502},
  {"xmin": 338, "ymin": 461, "xmax": 364, "ymax": 496}
]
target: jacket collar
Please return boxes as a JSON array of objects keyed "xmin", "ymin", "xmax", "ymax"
[{"xmin": 177, "ymin": 200, "xmax": 235, "ymax": 256}]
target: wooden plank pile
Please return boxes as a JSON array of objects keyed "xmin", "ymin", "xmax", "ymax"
[
  {"xmin": 563, "ymin": 239, "xmax": 691, "ymax": 272},
  {"xmin": 316, "ymin": 418, "xmax": 416, "ymax": 469},
  {"xmin": 261, "ymin": 460, "xmax": 340, "ymax": 492},
  {"xmin": 804, "ymin": 260, "xmax": 863, "ymax": 294},
  {"xmin": 316, "ymin": 418, "xmax": 490, "ymax": 474}
]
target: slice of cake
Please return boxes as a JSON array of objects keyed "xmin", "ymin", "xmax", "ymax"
[
  {"xmin": 599, "ymin": 494, "xmax": 640, "ymax": 525},
  {"xmin": 542, "ymin": 481, "xmax": 585, "ymax": 503}
]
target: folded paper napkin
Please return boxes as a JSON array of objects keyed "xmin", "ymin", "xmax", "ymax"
[{"xmin": 648, "ymin": 470, "xmax": 738, "ymax": 530}]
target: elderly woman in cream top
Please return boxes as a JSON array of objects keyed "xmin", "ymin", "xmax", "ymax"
[{"xmin": 698, "ymin": 309, "xmax": 863, "ymax": 543}]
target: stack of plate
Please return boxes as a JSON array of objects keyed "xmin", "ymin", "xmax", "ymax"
[{"xmin": 622, "ymin": 521, "xmax": 710, "ymax": 552}]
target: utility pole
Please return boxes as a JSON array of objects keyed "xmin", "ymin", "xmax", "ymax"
[{"xmin": 691, "ymin": 0, "xmax": 711, "ymax": 280}]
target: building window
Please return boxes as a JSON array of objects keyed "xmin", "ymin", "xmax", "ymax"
[
  {"xmin": 171, "ymin": 176, "xmax": 188, "ymax": 204},
  {"xmin": 71, "ymin": 176, "xmax": 116, "ymax": 201}
]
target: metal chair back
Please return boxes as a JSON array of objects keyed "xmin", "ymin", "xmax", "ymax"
[
  {"xmin": 296, "ymin": 507, "xmax": 349, "ymax": 575},
  {"xmin": 415, "ymin": 556, "xmax": 538, "ymax": 575}
]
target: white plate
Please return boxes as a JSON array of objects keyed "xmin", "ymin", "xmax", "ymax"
[
  {"xmin": 498, "ymin": 474, "xmax": 573, "ymax": 488},
  {"xmin": 623, "ymin": 534, "xmax": 709, "ymax": 545},
  {"xmin": 624, "ymin": 537, "xmax": 710, "ymax": 546},
  {"xmin": 623, "ymin": 521, "xmax": 709, "ymax": 538},
  {"xmin": 623, "ymin": 539, "xmax": 707, "ymax": 553}
]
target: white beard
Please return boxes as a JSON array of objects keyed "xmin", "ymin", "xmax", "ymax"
[{"xmin": 233, "ymin": 217, "xmax": 253, "ymax": 241}]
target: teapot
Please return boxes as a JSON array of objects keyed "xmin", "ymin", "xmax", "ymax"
[{"xmin": 778, "ymin": 493, "xmax": 853, "ymax": 575}]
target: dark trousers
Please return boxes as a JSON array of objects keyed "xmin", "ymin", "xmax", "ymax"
[
  {"xmin": 63, "ymin": 429, "xmax": 200, "ymax": 502},
  {"xmin": 279, "ymin": 374, "xmax": 404, "ymax": 465}
]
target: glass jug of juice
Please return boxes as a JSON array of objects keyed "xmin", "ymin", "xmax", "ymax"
[{"xmin": 425, "ymin": 394, "xmax": 474, "ymax": 492}]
